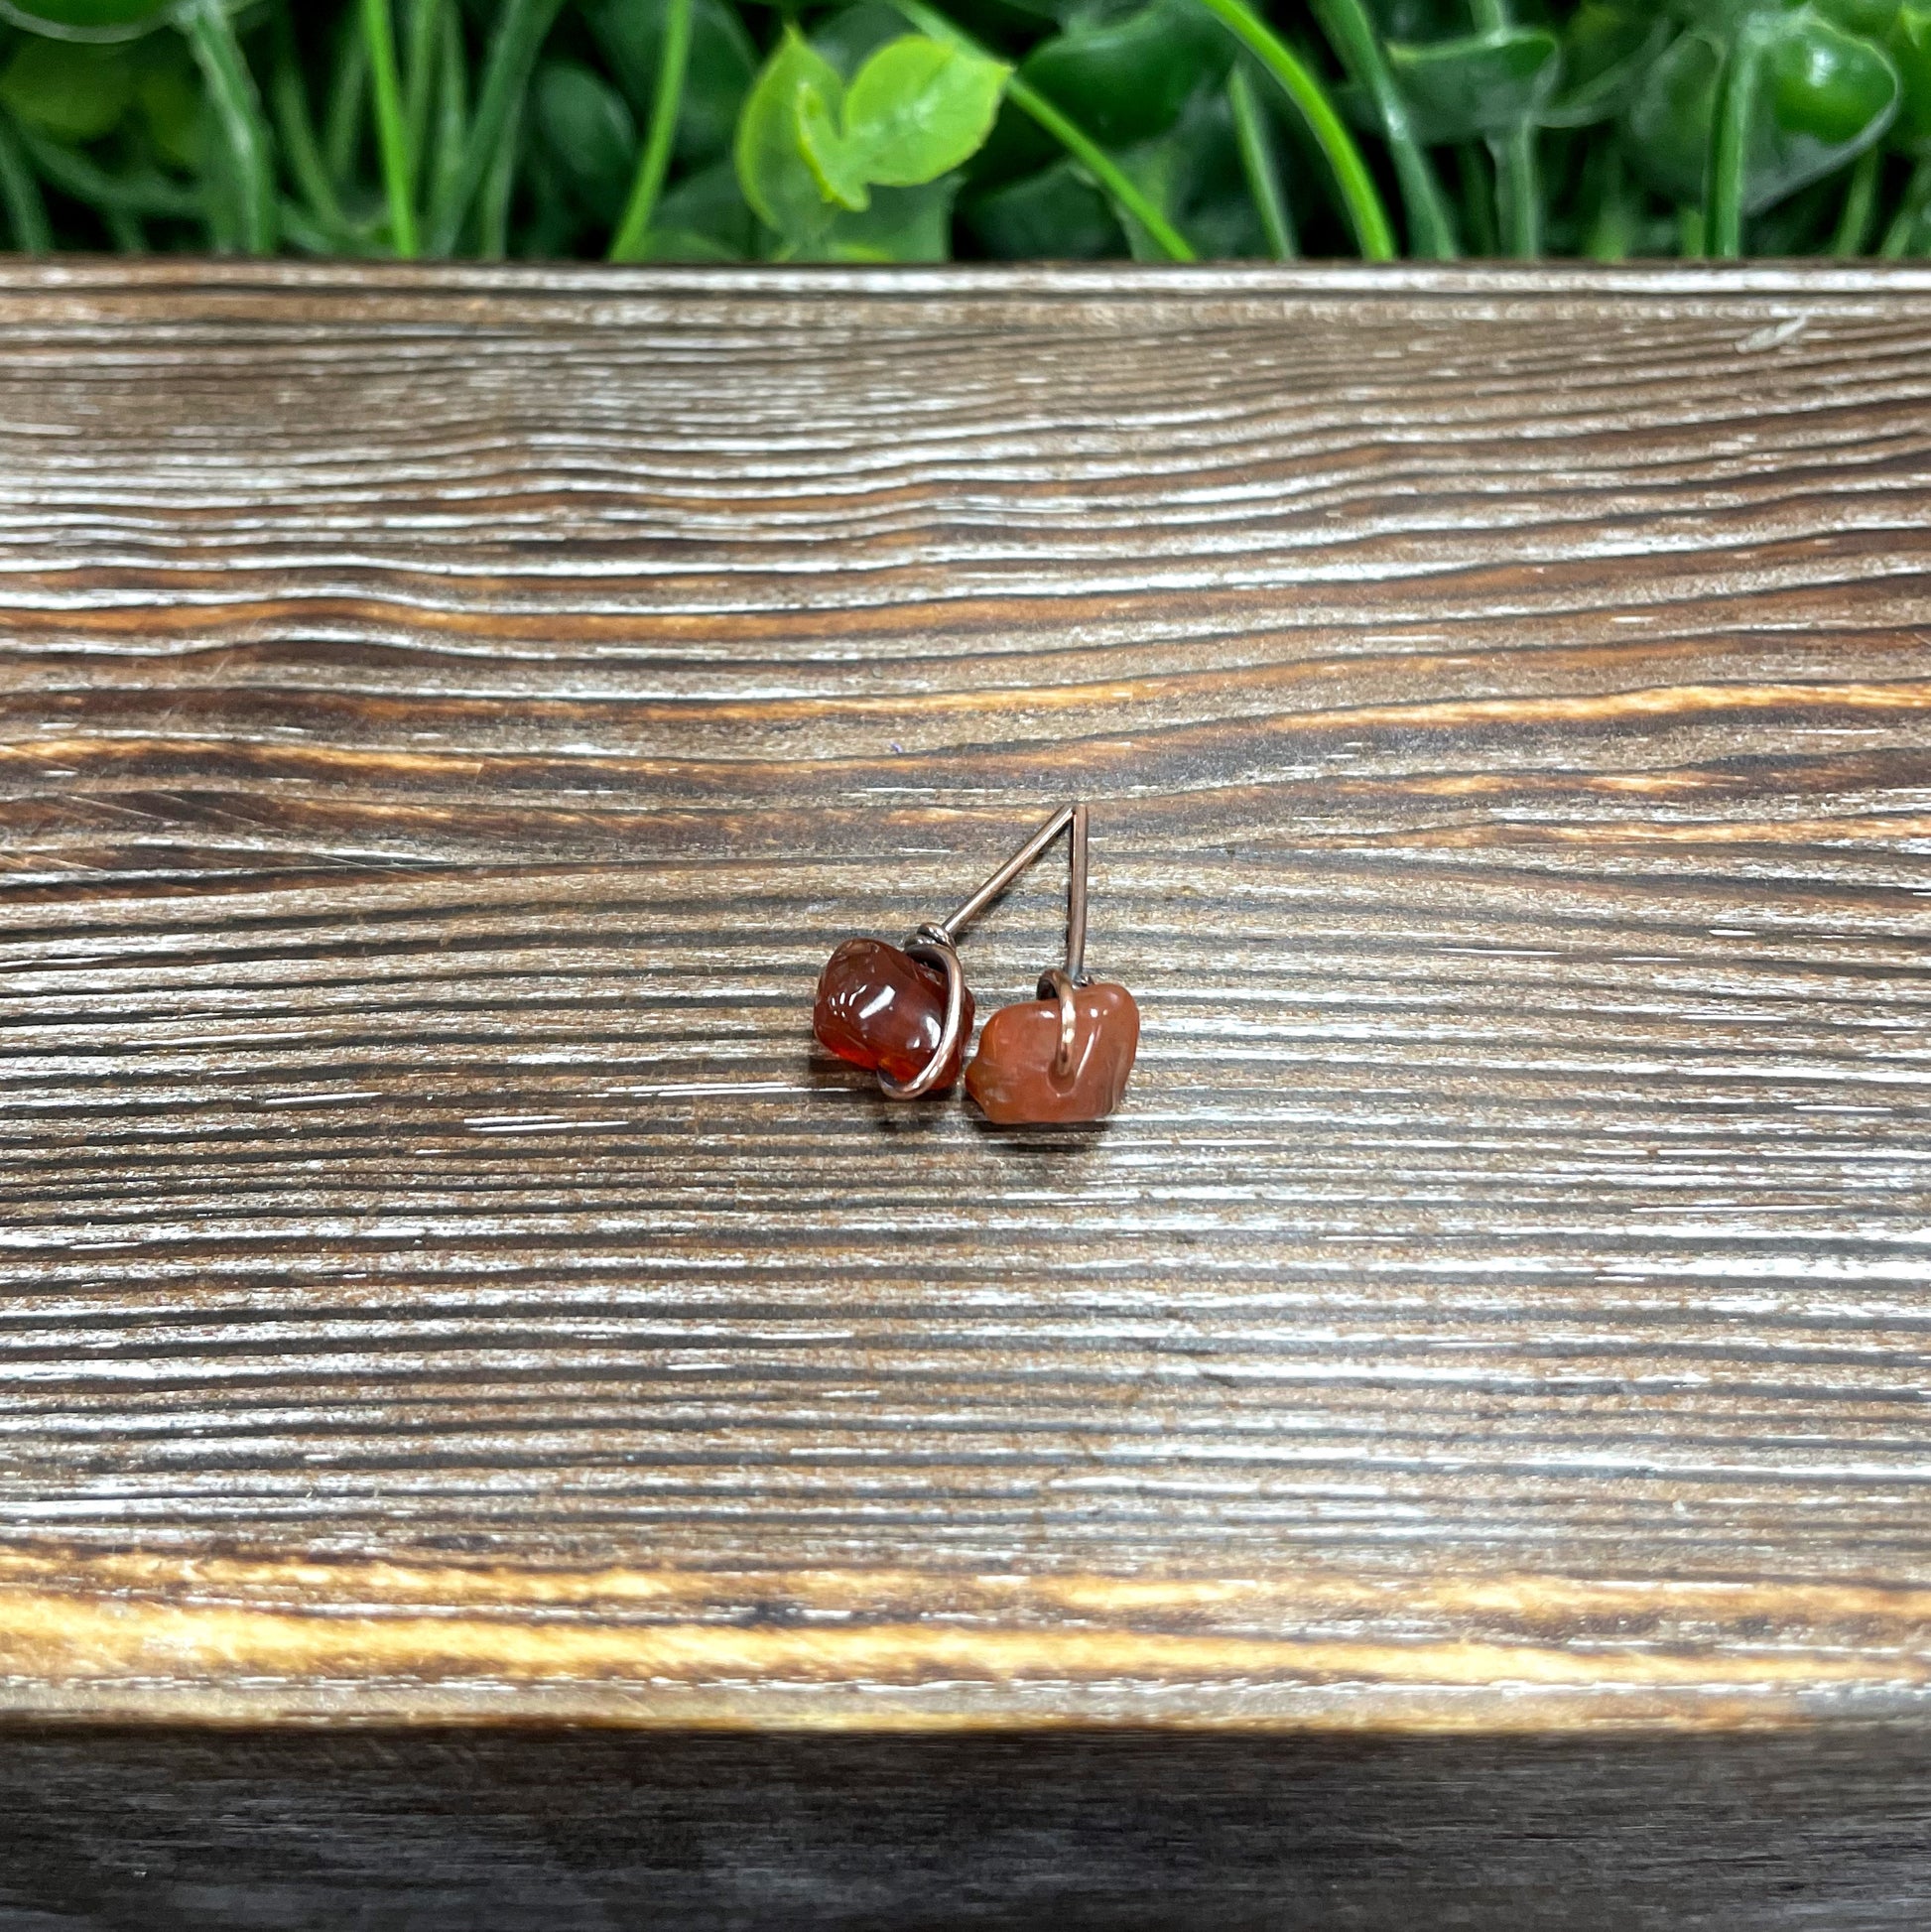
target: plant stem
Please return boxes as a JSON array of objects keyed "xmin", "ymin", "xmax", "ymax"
[
  {"xmin": 1011, "ymin": 75, "xmax": 1195, "ymax": 261},
  {"xmin": 1469, "ymin": 0, "xmax": 1538, "ymax": 257},
  {"xmin": 282, "ymin": 196, "xmax": 387, "ymax": 253},
  {"xmin": 1190, "ymin": 0, "xmax": 1391, "ymax": 259},
  {"xmin": 279, "ymin": 201, "xmax": 335, "ymax": 253},
  {"xmin": 1706, "ymin": 22, "xmax": 1763, "ymax": 259},
  {"xmin": 430, "ymin": 0, "xmax": 468, "ymax": 221},
  {"xmin": 0, "ymin": 114, "xmax": 51, "ymax": 255},
  {"xmin": 1308, "ymin": 0, "xmax": 1457, "ymax": 255},
  {"xmin": 323, "ymin": 20, "xmax": 369, "ymax": 187},
  {"xmin": 1678, "ymin": 201, "xmax": 1706, "ymax": 257},
  {"xmin": 609, "ymin": 0, "xmax": 693, "ymax": 262},
  {"xmin": 1491, "ymin": 123, "xmax": 1538, "ymax": 256},
  {"xmin": 1583, "ymin": 143, "xmax": 1633, "ymax": 261},
  {"xmin": 403, "ymin": 0, "xmax": 444, "ymax": 193},
  {"xmin": 17, "ymin": 126, "xmax": 203, "ymax": 220},
  {"xmin": 1012, "ymin": 76, "xmax": 1190, "ymax": 260},
  {"xmin": 272, "ymin": 4, "xmax": 352, "ymax": 244},
  {"xmin": 476, "ymin": 95, "xmax": 523, "ymax": 258},
  {"xmin": 204, "ymin": 166, "xmax": 240, "ymax": 249},
  {"xmin": 426, "ymin": 0, "xmax": 566, "ymax": 256},
  {"xmin": 890, "ymin": 0, "xmax": 1195, "ymax": 260},
  {"xmin": 1456, "ymin": 141, "xmax": 1497, "ymax": 255},
  {"xmin": 361, "ymin": 0, "xmax": 419, "ymax": 255},
  {"xmin": 1880, "ymin": 155, "xmax": 1931, "ymax": 256},
  {"xmin": 281, "ymin": 197, "xmax": 387, "ymax": 253},
  {"xmin": 1227, "ymin": 63, "xmax": 1295, "ymax": 259},
  {"xmin": 104, "ymin": 204, "xmax": 146, "ymax": 252},
  {"xmin": 1832, "ymin": 146, "xmax": 1880, "ymax": 257},
  {"xmin": 178, "ymin": 0, "xmax": 279, "ymax": 255}
]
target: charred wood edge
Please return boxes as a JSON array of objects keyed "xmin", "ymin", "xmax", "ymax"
[{"xmin": 1, "ymin": 1549, "xmax": 1929, "ymax": 1727}]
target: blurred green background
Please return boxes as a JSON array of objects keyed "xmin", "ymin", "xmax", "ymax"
[{"xmin": 1, "ymin": 0, "xmax": 1928, "ymax": 262}]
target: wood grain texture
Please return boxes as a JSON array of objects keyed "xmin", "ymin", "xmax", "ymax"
[
  {"xmin": 0, "ymin": 259, "xmax": 1928, "ymax": 1726},
  {"xmin": 7, "ymin": 1726, "xmax": 1931, "ymax": 1929}
]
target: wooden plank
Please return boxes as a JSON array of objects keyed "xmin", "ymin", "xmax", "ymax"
[
  {"xmin": 5, "ymin": 1726, "xmax": 1931, "ymax": 1930},
  {"xmin": 0, "ymin": 261, "xmax": 1927, "ymax": 1727}
]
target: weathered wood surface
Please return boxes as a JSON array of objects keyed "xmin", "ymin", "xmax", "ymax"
[{"xmin": 0, "ymin": 259, "xmax": 1928, "ymax": 1727}]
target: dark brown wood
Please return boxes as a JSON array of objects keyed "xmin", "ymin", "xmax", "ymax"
[
  {"xmin": 6, "ymin": 1726, "xmax": 1931, "ymax": 1930},
  {"xmin": 0, "ymin": 261, "xmax": 1928, "ymax": 1732}
]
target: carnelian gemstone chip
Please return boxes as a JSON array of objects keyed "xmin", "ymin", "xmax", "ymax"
[
  {"xmin": 965, "ymin": 980, "xmax": 1139, "ymax": 1125},
  {"xmin": 813, "ymin": 937, "xmax": 974, "ymax": 1089}
]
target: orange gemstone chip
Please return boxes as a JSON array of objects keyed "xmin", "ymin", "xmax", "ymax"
[{"xmin": 965, "ymin": 980, "xmax": 1139, "ymax": 1125}]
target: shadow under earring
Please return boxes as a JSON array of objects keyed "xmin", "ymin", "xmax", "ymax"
[
  {"xmin": 812, "ymin": 808, "xmax": 1081, "ymax": 1100},
  {"xmin": 966, "ymin": 803, "xmax": 1140, "ymax": 1125}
]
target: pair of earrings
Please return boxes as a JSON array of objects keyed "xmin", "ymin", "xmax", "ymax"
[{"xmin": 813, "ymin": 803, "xmax": 1139, "ymax": 1125}]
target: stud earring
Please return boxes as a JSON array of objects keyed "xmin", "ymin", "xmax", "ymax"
[
  {"xmin": 964, "ymin": 802, "xmax": 1140, "ymax": 1125},
  {"xmin": 812, "ymin": 808, "xmax": 1083, "ymax": 1100}
]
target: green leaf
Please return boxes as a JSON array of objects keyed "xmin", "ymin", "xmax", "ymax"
[
  {"xmin": 0, "ymin": 34, "xmax": 130, "ymax": 138},
  {"xmin": 735, "ymin": 25, "xmax": 845, "ymax": 238},
  {"xmin": 1117, "ymin": 127, "xmax": 1188, "ymax": 259},
  {"xmin": 736, "ymin": 26, "xmax": 1005, "ymax": 243},
  {"xmin": 1365, "ymin": 0, "xmax": 1464, "ymax": 42},
  {"xmin": 532, "ymin": 59, "xmax": 638, "ymax": 223},
  {"xmin": 133, "ymin": 34, "xmax": 200, "ymax": 169},
  {"xmin": 1815, "ymin": 0, "xmax": 1900, "ymax": 37},
  {"xmin": 645, "ymin": 153, "xmax": 757, "ymax": 257},
  {"xmin": 0, "ymin": 0, "xmax": 168, "ymax": 39},
  {"xmin": 1624, "ymin": 28, "xmax": 1721, "ymax": 205},
  {"xmin": 580, "ymin": 0, "xmax": 754, "ymax": 167},
  {"xmin": 798, "ymin": 71, "xmax": 870, "ymax": 207},
  {"xmin": 965, "ymin": 154, "xmax": 1121, "ymax": 256},
  {"xmin": 1019, "ymin": 0, "xmax": 1231, "ymax": 148},
  {"xmin": 1112, "ymin": 83, "xmax": 1257, "ymax": 259},
  {"xmin": 521, "ymin": 141, "xmax": 586, "ymax": 257},
  {"xmin": 841, "ymin": 35, "xmax": 1008, "ymax": 186},
  {"xmin": 1385, "ymin": 27, "xmax": 1560, "ymax": 143},
  {"xmin": 814, "ymin": 175, "xmax": 958, "ymax": 259},
  {"xmin": 1160, "ymin": 82, "xmax": 1268, "ymax": 256},
  {"xmin": 1542, "ymin": 2, "xmax": 1673, "ymax": 127},
  {"xmin": 1765, "ymin": 6, "xmax": 1898, "ymax": 145},
  {"xmin": 1626, "ymin": 11, "xmax": 1898, "ymax": 212},
  {"xmin": 1891, "ymin": 2, "xmax": 1931, "ymax": 151},
  {"xmin": 1675, "ymin": 0, "xmax": 1781, "ymax": 31},
  {"xmin": 813, "ymin": 2, "xmax": 912, "ymax": 79}
]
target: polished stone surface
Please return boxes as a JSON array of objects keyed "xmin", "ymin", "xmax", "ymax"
[
  {"xmin": 965, "ymin": 981, "xmax": 1139, "ymax": 1124},
  {"xmin": 813, "ymin": 938, "xmax": 973, "ymax": 1090}
]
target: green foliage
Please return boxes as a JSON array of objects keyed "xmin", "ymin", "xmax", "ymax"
[
  {"xmin": 1890, "ymin": 3, "xmax": 1931, "ymax": 150},
  {"xmin": 581, "ymin": 0, "xmax": 752, "ymax": 163},
  {"xmin": 1628, "ymin": 7, "xmax": 1898, "ymax": 216},
  {"xmin": 0, "ymin": 0, "xmax": 170, "ymax": 36},
  {"xmin": 3, "ymin": 0, "xmax": 1931, "ymax": 260},
  {"xmin": 1384, "ymin": 28, "xmax": 1558, "ymax": 142},
  {"xmin": 1020, "ymin": 0, "xmax": 1229, "ymax": 148},
  {"xmin": 0, "ymin": 37, "xmax": 133, "ymax": 138},
  {"xmin": 734, "ymin": 26, "xmax": 843, "ymax": 237},
  {"xmin": 533, "ymin": 55, "xmax": 634, "ymax": 219},
  {"xmin": 736, "ymin": 25, "xmax": 1003, "ymax": 249},
  {"xmin": 1542, "ymin": 2, "xmax": 1668, "ymax": 126},
  {"xmin": 840, "ymin": 35, "xmax": 1007, "ymax": 186}
]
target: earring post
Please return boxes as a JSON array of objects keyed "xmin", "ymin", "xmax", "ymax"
[
  {"xmin": 936, "ymin": 804, "xmax": 1076, "ymax": 944},
  {"xmin": 1065, "ymin": 801, "xmax": 1089, "ymax": 984}
]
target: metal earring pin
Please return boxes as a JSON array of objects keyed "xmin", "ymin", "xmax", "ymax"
[
  {"xmin": 964, "ymin": 802, "xmax": 1140, "ymax": 1126},
  {"xmin": 812, "ymin": 806, "xmax": 1085, "ymax": 1101}
]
